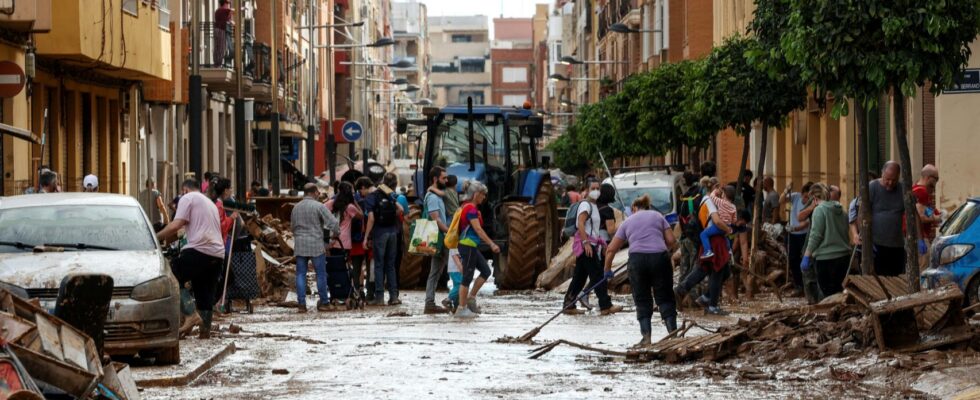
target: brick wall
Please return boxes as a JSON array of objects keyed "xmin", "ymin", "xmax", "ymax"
[{"xmin": 491, "ymin": 48, "xmax": 534, "ymax": 105}]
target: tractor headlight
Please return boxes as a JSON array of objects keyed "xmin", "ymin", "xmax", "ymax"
[
  {"xmin": 939, "ymin": 244, "xmax": 974, "ymax": 266},
  {"xmin": 131, "ymin": 276, "xmax": 174, "ymax": 302}
]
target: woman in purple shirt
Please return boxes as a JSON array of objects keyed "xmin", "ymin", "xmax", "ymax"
[{"xmin": 603, "ymin": 195, "xmax": 678, "ymax": 348}]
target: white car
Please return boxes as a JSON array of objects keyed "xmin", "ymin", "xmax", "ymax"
[
  {"xmin": 603, "ymin": 171, "xmax": 685, "ymax": 225},
  {"xmin": 0, "ymin": 193, "xmax": 180, "ymax": 364}
]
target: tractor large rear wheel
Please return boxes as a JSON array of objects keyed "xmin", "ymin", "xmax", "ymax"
[
  {"xmin": 497, "ymin": 203, "xmax": 546, "ymax": 290},
  {"xmin": 399, "ymin": 205, "xmax": 428, "ymax": 289}
]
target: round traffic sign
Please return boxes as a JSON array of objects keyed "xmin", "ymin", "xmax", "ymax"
[
  {"xmin": 0, "ymin": 61, "xmax": 25, "ymax": 98},
  {"xmin": 341, "ymin": 120, "xmax": 363, "ymax": 142}
]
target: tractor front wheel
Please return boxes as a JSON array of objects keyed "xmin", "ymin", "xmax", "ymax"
[{"xmin": 496, "ymin": 202, "xmax": 546, "ymax": 290}]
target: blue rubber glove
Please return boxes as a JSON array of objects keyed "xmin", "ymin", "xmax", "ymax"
[
  {"xmin": 800, "ymin": 256, "xmax": 812, "ymax": 271},
  {"xmin": 604, "ymin": 270, "xmax": 615, "ymax": 280},
  {"xmin": 918, "ymin": 239, "xmax": 928, "ymax": 254}
]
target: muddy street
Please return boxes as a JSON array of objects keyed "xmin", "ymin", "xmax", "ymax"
[{"xmin": 136, "ymin": 287, "xmax": 968, "ymax": 400}]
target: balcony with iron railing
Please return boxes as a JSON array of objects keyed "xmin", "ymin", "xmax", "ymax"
[{"xmin": 196, "ymin": 21, "xmax": 253, "ymax": 93}]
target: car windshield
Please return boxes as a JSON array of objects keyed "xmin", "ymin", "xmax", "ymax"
[
  {"xmin": 610, "ymin": 187, "xmax": 674, "ymax": 214},
  {"xmin": 434, "ymin": 116, "xmax": 518, "ymax": 169},
  {"xmin": 940, "ymin": 201, "xmax": 980, "ymax": 237},
  {"xmin": 0, "ymin": 205, "xmax": 156, "ymax": 253}
]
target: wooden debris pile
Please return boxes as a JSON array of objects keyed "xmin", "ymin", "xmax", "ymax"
[
  {"xmin": 622, "ymin": 276, "xmax": 977, "ymax": 364},
  {"xmin": 244, "ymin": 213, "xmax": 298, "ymax": 303},
  {"xmin": 243, "ymin": 214, "xmax": 294, "ymax": 258}
]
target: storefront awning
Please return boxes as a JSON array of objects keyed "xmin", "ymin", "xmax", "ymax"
[{"xmin": 0, "ymin": 123, "xmax": 40, "ymax": 144}]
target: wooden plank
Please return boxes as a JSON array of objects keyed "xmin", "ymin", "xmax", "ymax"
[
  {"xmin": 10, "ymin": 343, "xmax": 98, "ymax": 397},
  {"xmin": 60, "ymin": 327, "xmax": 89, "ymax": 370},
  {"xmin": 894, "ymin": 330, "xmax": 975, "ymax": 353},
  {"xmin": 870, "ymin": 285, "xmax": 963, "ymax": 315},
  {"xmin": 0, "ymin": 311, "xmax": 35, "ymax": 343},
  {"xmin": 35, "ymin": 314, "xmax": 64, "ymax": 361}
]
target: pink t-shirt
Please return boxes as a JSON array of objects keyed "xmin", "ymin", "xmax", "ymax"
[
  {"xmin": 174, "ymin": 191, "xmax": 225, "ymax": 258},
  {"xmin": 709, "ymin": 193, "xmax": 736, "ymax": 225},
  {"xmin": 325, "ymin": 200, "xmax": 361, "ymax": 250}
]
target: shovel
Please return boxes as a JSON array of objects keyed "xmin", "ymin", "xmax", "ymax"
[{"xmin": 500, "ymin": 264, "xmax": 627, "ymax": 344}]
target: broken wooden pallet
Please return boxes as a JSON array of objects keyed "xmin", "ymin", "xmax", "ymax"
[{"xmin": 845, "ymin": 276, "xmax": 973, "ymax": 352}]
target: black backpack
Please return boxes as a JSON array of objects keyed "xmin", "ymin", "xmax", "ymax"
[
  {"xmin": 374, "ymin": 192, "xmax": 398, "ymax": 227},
  {"xmin": 678, "ymin": 193, "xmax": 704, "ymax": 240}
]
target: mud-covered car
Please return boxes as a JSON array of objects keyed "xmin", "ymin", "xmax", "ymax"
[{"xmin": 0, "ymin": 193, "xmax": 180, "ymax": 364}]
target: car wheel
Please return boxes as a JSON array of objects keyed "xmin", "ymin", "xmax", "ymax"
[
  {"xmin": 154, "ymin": 344, "xmax": 181, "ymax": 365},
  {"xmin": 967, "ymin": 276, "xmax": 980, "ymax": 316}
]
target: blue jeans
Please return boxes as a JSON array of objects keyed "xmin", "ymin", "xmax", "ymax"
[
  {"xmin": 699, "ymin": 222, "xmax": 728, "ymax": 256},
  {"xmin": 296, "ymin": 254, "xmax": 329, "ymax": 307},
  {"xmin": 373, "ymin": 231, "xmax": 399, "ymax": 300}
]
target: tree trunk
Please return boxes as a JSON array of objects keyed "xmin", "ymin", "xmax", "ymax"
[
  {"xmin": 751, "ymin": 124, "xmax": 768, "ymax": 253},
  {"xmin": 892, "ymin": 90, "xmax": 921, "ymax": 292},
  {"xmin": 734, "ymin": 133, "xmax": 751, "ymax": 209},
  {"xmin": 856, "ymin": 104, "xmax": 874, "ymax": 275}
]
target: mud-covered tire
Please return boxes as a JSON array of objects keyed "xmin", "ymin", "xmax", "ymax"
[
  {"xmin": 399, "ymin": 205, "xmax": 428, "ymax": 289},
  {"xmin": 533, "ymin": 179, "xmax": 559, "ymax": 270},
  {"xmin": 496, "ymin": 203, "xmax": 546, "ymax": 290},
  {"xmin": 153, "ymin": 344, "xmax": 180, "ymax": 365}
]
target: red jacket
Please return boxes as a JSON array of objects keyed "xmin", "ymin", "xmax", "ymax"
[{"xmin": 700, "ymin": 235, "xmax": 732, "ymax": 272}]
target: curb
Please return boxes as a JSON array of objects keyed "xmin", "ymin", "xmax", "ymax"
[{"xmin": 136, "ymin": 342, "xmax": 237, "ymax": 388}]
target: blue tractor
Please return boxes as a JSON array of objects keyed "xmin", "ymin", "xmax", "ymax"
[{"xmin": 396, "ymin": 99, "xmax": 558, "ymax": 290}]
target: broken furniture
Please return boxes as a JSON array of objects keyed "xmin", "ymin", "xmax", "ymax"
[{"xmin": 844, "ymin": 276, "xmax": 974, "ymax": 353}]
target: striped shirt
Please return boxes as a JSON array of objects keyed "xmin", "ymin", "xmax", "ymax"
[{"xmin": 290, "ymin": 198, "xmax": 340, "ymax": 257}]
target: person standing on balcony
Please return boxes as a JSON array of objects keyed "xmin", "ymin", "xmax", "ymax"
[{"xmin": 214, "ymin": 0, "xmax": 234, "ymax": 68}]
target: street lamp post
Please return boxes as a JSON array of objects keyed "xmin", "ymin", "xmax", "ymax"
[
  {"xmin": 317, "ymin": 37, "xmax": 395, "ymax": 173},
  {"xmin": 559, "ymin": 56, "xmax": 627, "ymax": 65},
  {"xmin": 609, "ymin": 22, "xmax": 661, "ymax": 34},
  {"xmin": 303, "ymin": 22, "xmax": 376, "ymax": 183}
]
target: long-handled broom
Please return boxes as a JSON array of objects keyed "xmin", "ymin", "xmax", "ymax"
[{"xmin": 499, "ymin": 264, "xmax": 628, "ymax": 344}]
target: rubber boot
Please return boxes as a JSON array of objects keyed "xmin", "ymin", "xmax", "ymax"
[
  {"xmin": 198, "ymin": 310, "xmax": 213, "ymax": 339},
  {"xmin": 639, "ymin": 317, "xmax": 652, "ymax": 336},
  {"xmin": 664, "ymin": 316, "xmax": 678, "ymax": 333}
]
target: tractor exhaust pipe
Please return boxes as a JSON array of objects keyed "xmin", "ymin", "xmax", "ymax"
[{"xmin": 467, "ymin": 96, "xmax": 476, "ymax": 172}]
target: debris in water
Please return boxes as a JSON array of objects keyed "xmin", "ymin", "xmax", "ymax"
[{"xmin": 271, "ymin": 369, "xmax": 289, "ymax": 375}]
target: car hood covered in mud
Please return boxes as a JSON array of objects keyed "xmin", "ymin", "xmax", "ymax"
[{"xmin": 0, "ymin": 250, "xmax": 164, "ymax": 289}]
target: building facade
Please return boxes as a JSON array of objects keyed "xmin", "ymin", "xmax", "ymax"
[
  {"xmin": 429, "ymin": 16, "xmax": 491, "ymax": 107},
  {"xmin": 491, "ymin": 18, "xmax": 534, "ymax": 107}
]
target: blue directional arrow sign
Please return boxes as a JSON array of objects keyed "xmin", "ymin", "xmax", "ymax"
[{"xmin": 341, "ymin": 120, "xmax": 364, "ymax": 142}]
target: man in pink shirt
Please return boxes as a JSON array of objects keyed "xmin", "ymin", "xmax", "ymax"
[{"xmin": 157, "ymin": 179, "xmax": 226, "ymax": 339}]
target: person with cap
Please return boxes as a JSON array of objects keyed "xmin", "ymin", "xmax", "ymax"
[
  {"xmin": 83, "ymin": 174, "xmax": 99, "ymax": 192},
  {"xmin": 291, "ymin": 182, "xmax": 340, "ymax": 313}
]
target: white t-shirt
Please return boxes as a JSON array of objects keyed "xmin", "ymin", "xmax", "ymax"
[
  {"xmin": 576, "ymin": 201, "xmax": 602, "ymax": 238},
  {"xmin": 448, "ymin": 248, "xmax": 461, "ymax": 273}
]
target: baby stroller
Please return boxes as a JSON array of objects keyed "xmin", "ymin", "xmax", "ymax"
[{"xmin": 326, "ymin": 248, "xmax": 364, "ymax": 310}]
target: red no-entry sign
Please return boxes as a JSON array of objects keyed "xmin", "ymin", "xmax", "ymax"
[{"xmin": 0, "ymin": 61, "xmax": 25, "ymax": 98}]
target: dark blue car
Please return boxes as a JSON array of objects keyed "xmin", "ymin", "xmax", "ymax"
[{"xmin": 921, "ymin": 198, "xmax": 980, "ymax": 307}]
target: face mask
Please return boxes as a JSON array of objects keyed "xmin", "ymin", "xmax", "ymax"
[{"xmin": 588, "ymin": 190, "xmax": 600, "ymax": 200}]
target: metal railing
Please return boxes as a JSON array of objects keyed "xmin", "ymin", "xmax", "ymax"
[{"xmin": 195, "ymin": 21, "xmax": 256, "ymax": 78}]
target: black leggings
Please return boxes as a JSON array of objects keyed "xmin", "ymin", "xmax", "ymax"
[
  {"xmin": 628, "ymin": 252, "xmax": 676, "ymax": 333},
  {"xmin": 564, "ymin": 247, "xmax": 613, "ymax": 310},
  {"xmin": 174, "ymin": 249, "xmax": 223, "ymax": 311}
]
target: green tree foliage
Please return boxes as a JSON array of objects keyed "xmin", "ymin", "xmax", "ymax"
[
  {"xmin": 546, "ymin": 128, "xmax": 589, "ymax": 175},
  {"xmin": 633, "ymin": 60, "xmax": 715, "ymax": 152},
  {"xmin": 780, "ymin": 0, "xmax": 980, "ymax": 115},
  {"xmin": 777, "ymin": 0, "xmax": 980, "ymax": 286},
  {"xmin": 692, "ymin": 35, "xmax": 806, "ymax": 136}
]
